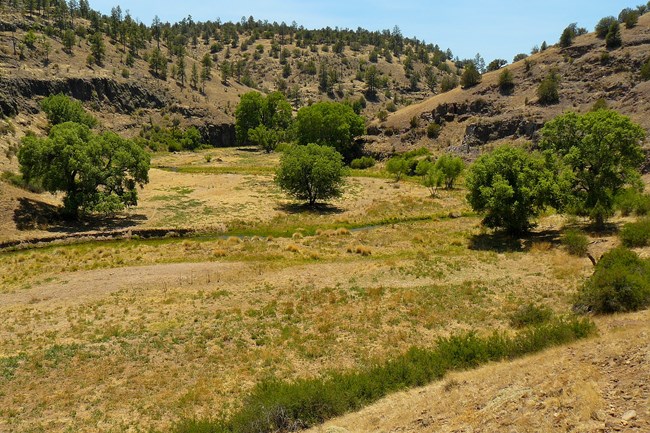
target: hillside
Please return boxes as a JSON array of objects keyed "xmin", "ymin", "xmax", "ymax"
[
  {"xmin": 0, "ymin": 1, "xmax": 455, "ymax": 174},
  {"xmin": 375, "ymin": 12, "xmax": 650, "ymax": 156}
]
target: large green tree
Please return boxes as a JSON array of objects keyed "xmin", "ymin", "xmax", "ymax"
[
  {"xmin": 234, "ymin": 91, "xmax": 291, "ymax": 146},
  {"xmin": 466, "ymin": 145, "xmax": 560, "ymax": 235},
  {"xmin": 18, "ymin": 122, "xmax": 150, "ymax": 218},
  {"xmin": 275, "ymin": 143, "xmax": 345, "ymax": 206},
  {"xmin": 294, "ymin": 102, "xmax": 365, "ymax": 162},
  {"xmin": 540, "ymin": 110, "xmax": 645, "ymax": 227},
  {"xmin": 40, "ymin": 94, "xmax": 97, "ymax": 128}
]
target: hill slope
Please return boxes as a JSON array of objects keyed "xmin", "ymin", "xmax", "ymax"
[{"xmin": 374, "ymin": 13, "xmax": 650, "ymax": 156}]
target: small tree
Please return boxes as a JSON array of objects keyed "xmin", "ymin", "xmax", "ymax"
[
  {"xmin": 275, "ymin": 143, "xmax": 345, "ymax": 206},
  {"xmin": 89, "ymin": 31, "xmax": 105, "ymax": 65},
  {"xmin": 540, "ymin": 110, "xmax": 645, "ymax": 227},
  {"xmin": 537, "ymin": 70, "xmax": 560, "ymax": 105},
  {"xmin": 435, "ymin": 154, "xmax": 464, "ymax": 189},
  {"xmin": 498, "ymin": 68, "xmax": 514, "ymax": 94},
  {"xmin": 386, "ymin": 156, "xmax": 411, "ymax": 181},
  {"xmin": 248, "ymin": 124, "xmax": 279, "ymax": 153},
  {"xmin": 460, "ymin": 62, "xmax": 481, "ymax": 88},
  {"xmin": 466, "ymin": 145, "xmax": 559, "ymax": 234},
  {"xmin": 18, "ymin": 122, "xmax": 150, "ymax": 218},
  {"xmin": 605, "ymin": 22, "xmax": 622, "ymax": 49},
  {"xmin": 595, "ymin": 16, "xmax": 618, "ymax": 38}
]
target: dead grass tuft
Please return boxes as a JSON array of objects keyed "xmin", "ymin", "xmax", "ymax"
[{"xmin": 286, "ymin": 244, "xmax": 301, "ymax": 253}]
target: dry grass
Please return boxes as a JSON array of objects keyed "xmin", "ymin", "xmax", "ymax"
[{"xmin": 0, "ymin": 148, "xmax": 643, "ymax": 433}]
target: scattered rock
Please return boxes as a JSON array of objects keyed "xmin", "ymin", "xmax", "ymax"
[{"xmin": 621, "ymin": 410, "xmax": 637, "ymax": 421}]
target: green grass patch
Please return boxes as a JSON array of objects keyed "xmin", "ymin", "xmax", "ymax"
[{"xmin": 174, "ymin": 317, "xmax": 595, "ymax": 433}]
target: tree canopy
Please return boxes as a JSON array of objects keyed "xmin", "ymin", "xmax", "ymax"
[
  {"xmin": 18, "ymin": 122, "xmax": 150, "ymax": 218},
  {"xmin": 40, "ymin": 94, "xmax": 97, "ymax": 128},
  {"xmin": 539, "ymin": 109, "xmax": 645, "ymax": 226},
  {"xmin": 294, "ymin": 102, "xmax": 365, "ymax": 162},
  {"xmin": 466, "ymin": 145, "xmax": 560, "ymax": 235},
  {"xmin": 275, "ymin": 143, "xmax": 345, "ymax": 206},
  {"xmin": 235, "ymin": 91, "xmax": 292, "ymax": 145}
]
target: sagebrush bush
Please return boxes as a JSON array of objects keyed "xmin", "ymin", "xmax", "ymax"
[
  {"xmin": 575, "ymin": 247, "xmax": 650, "ymax": 314},
  {"xmin": 426, "ymin": 123, "xmax": 441, "ymax": 139},
  {"xmin": 561, "ymin": 229, "xmax": 589, "ymax": 256},
  {"xmin": 509, "ymin": 303, "xmax": 554, "ymax": 328},
  {"xmin": 620, "ymin": 219, "xmax": 650, "ymax": 247}
]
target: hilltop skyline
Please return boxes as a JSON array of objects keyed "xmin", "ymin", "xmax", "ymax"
[{"xmin": 89, "ymin": 0, "xmax": 638, "ymax": 63}]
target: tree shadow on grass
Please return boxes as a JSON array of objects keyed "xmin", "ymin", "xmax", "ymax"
[
  {"xmin": 468, "ymin": 229, "xmax": 562, "ymax": 253},
  {"xmin": 276, "ymin": 202, "xmax": 344, "ymax": 215},
  {"xmin": 13, "ymin": 198, "xmax": 147, "ymax": 233}
]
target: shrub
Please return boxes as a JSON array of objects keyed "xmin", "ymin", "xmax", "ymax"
[
  {"xmin": 561, "ymin": 230, "xmax": 589, "ymax": 256},
  {"xmin": 509, "ymin": 304, "xmax": 554, "ymax": 328},
  {"xmin": 440, "ymin": 74, "xmax": 458, "ymax": 92},
  {"xmin": 498, "ymin": 68, "xmax": 514, "ymax": 93},
  {"xmin": 386, "ymin": 156, "xmax": 411, "ymax": 181},
  {"xmin": 640, "ymin": 58, "xmax": 650, "ymax": 81},
  {"xmin": 426, "ymin": 123, "xmax": 441, "ymax": 139},
  {"xmin": 40, "ymin": 94, "xmax": 97, "ymax": 127},
  {"xmin": 620, "ymin": 219, "xmax": 650, "ymax": 247},
  {"xmin": 435, "ymin": 154, "xmax": 464, "ymax": 189},
  {"xmin": 575, "ymin": 247, "xmax": 650, "ymax": 313},
  {"xmin": 605, "ymin": 22, "xmax": 622, "ymax": 49},
  {"xmin": 595, "ymin": 16, "xmax": 618, "ymax": 38},
  {"xmin": 537, "ymin": 70, "xmax": 560, "ymax": 105},
  {"xmin": 460, "ymin": 62, "xmax": 481, "ymax": 88},
  {"xmin": 616, "ymin": 188, "xmax": 650, "ymax": 216},
  {"xmin": 350, "ymin": 156, "xmax": 375, "ymax": 169}
]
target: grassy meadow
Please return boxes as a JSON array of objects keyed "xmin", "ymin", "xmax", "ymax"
[{"xmin": 0, "ymin": 148, "xmax": 608, "ymax": 432}]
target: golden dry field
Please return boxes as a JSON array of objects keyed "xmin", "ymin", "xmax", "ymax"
[{"xmin": 2, "ymin": 147, "xmax": 644, "ymax": 433}]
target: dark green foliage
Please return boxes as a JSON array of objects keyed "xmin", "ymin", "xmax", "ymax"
[
  {"xmin": 620, "ymin": 219, "xmax": 650, "ymax": 247},
  {"xmin": 559, "ymin": 23, "xmax": 586, "ymax": 48},
  {"xmin": 595, "ymin": 16, "xmax": 618, "ymax": 38},
  {"xmin": 139, "ymin": 124, "xmax": 205, "ymax": 152},
  {"xmin": 561, "ymin": 230, "xmax": 589, "ymax": 257},
  {"xmin": 426, "ymin": 123, "xmax": 441, "ymax": 139},
  {"xmin": 89, "ymin": 31, "xmax": 105, "ymax": 65},
  {"xmin": 575, "ymin": 247, "xmax": 650, "ymax": 313},
  {"xmin": 486, "ymin": 59, "xmax": 507, "ymax": 72},
  {"xmin": 440, "ymin": 74, "xmax": 458, "ymax": 92},
  {"xmin": 247, "ymin": 125, "xmax": 280, "ymax": 153},
  {"xmin": 498, "ymin": 68, "xmax": 514, "ymax": 93},
  {"xmin": 350, "ymin": 156, "xmax": 375, "ymax": 169},
  {"xmin": 466, "ymin": 145, "xmax": 560, "ymax": 234},
  {"xmin": 512, "ymin": 53, "xmax": 528, "ymax": 63},
  {"xmin": 537, "ymin": 70, "xmax": 560, "ymax": 105},
  {"xmin": 275, "ymin": 143, "xmax": 345, "ymax": 205},
  {"xmin": 618, "ymin": 8, "xmax": 639, "ymax": 28},
  {"xmin": 605, "ymin": 22, "xmax": 622, "ymax": 49},
  {"xmin": 540, "ymin": 110, "xmax": 645, "ymax": 227},
  {"xmin": 509, "ymin": 304, "xmax": 553, "ymax": 328},
  {"xmin": 235, "ymin": 91, "xmax": 292, "ymax": 146},
  {"xmin": 294, "ymin": 102, "xmax": 365, "ymax": 162},
  {"xmin": 18, "ymin": 123, "xmax": 150, "ymax": 218},
  {"xmin": 40, "ymin": 94, "xmax": 97, "ymax": 128},
  {"xmin": 460, "ymin": 62, "xmax": 481, "ymax": 88},
  {"xmin": 174, "ymin": 318, "xmax": 595, "ymax": 433}
]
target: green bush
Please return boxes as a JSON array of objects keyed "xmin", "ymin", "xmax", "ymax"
[
  {"xmin": 595, "ymin": 16, "xmax": 618, "ymax": 38},
  {"xmin": 641, "ymin": 58, "xmax": 650, "ymax": 81},
  {"xmin": 616, "ymin": 189, "xmax": 650, "ymax": 216},
  {"xmin": 498, "ymin": 68, "xmax": 514, "ymax": 93},
  {"xmin": 426, "ymin": 123, "xmax": 441, "ymax": 139},
  {"xmin": 620, "ymin": 219, "xmax": 650, "ymax": 247},
  {"xmin": 509, "ymin": 304, "xmax": 554, "ymax": 328},
  {"xmin": 174, "ymin": 317, "xmax": 594, "ymax": 433},
  {"xmin": 537, "ymin": 70, "xmax": 560, "ymax": 105},
  {"xmin": 561, "ymin": 229, "xmax": 589, "ymax": 256},
  {"xmin": 350, "ymin": 156, "xmax": 376, "ymax": 169},
  {"xmin": 40, "ymin": 94, "xmax": 97, "ymax": 128},
  {"xmin": 575, "ymin": 247, "xmax": 650, "ymax": 313}
]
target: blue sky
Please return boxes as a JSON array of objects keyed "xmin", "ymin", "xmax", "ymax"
[{"xmin": 90, "ymin": 0, "xmax": 639, "ymax": 62}]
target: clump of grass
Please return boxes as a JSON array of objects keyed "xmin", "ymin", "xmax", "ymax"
[
  {"xmin": 561, "ymin": 229, "xmax": 589, "ymax": 256},
  {"xmin": 348, "ymin": 245, "xmax": 371, "ymax": 256},
  {"xmin": 292, "ymin": 232, "xmax": 303, "ymax": 240},
  {"xmin": 619, "ymin": 219, "xmax": 650, "ymax": 248},
  {"xmin": 509, "ymin": 303, "xmax": 554, "ymax": 328},
  {"xmin": 212, "ymin": 249, "xmax": 227, "ymax": 257},
  {"xmin": 226, "ymin": 237, "xmax": 242, "ymax": 245},
  {"xmin": 575, "ymin": 247, "xmax": 650, "ymax": 314},
  {"xmin": 335, "ymin": 228, "xmax": 351, "ymax": 236},
  {"xmin": 286, "ymin": 244, "xmax": 300, "ymax": 253},
  {"xmin": 174, "ymin": 317, "xmax": 595, "ymax": 433}
]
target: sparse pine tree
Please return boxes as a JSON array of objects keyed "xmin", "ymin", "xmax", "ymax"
[
  {"xmin": 605, "ymin": 22, "xmax": 622, "ymax": 49},
  {"xmin": 176, "ymin": 53, "xmax": 186, "ymax": 86},
  {"xmin": 191, "ymin": 63, "xmax": 199, "ymax": 89}
]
